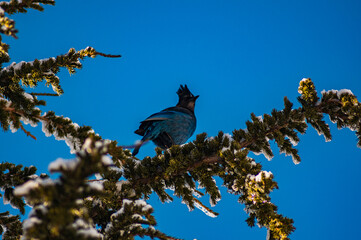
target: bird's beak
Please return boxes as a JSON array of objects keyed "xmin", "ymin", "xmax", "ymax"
[{"xmin": 194, "ymin": 95, "xmax": 199, "ymax": 100}]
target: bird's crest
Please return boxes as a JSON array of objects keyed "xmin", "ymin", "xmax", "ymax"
[{"xmin": 177, "ymin": 84, "xmax": 195, "ymax": 99}]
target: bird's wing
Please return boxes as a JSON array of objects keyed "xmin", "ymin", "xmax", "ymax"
[
  {"xmin": 140, "ymin": 110, "xmax": 177, "ymax": 123},
  {"xmin": 134, "ymin": 110, "xmax": 178, "ymax": 136}
]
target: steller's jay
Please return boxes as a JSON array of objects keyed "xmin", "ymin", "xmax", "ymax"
[{"xmin": 132, "ymin": 85, "xmax": 199, "ymax": 156}]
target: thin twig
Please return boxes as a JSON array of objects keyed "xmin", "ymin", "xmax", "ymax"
[
  {"xmin": 30, "ymin": 92, "xmax": 59, "ymax": 96},
  {"xmin": 19, "ymin": 124, "xmax": 37, "ymax": 140},
  {"xmin": 95, "ymin": 51, "xmax": 122, "ymax": 58},
  {"xmin": 193, "ymin": 189, "xmax": 205, "ymax": 197},
  {"xmin": 9, "ymin": 114, "xmax": 37, "ymax": 140},
  {"xmin": 87, "ymin": 179, "xmax": 102, "ymax": 182},
  {"xmin": 193, "ymin": 198, "xmax": 219, "ymax": 216}
]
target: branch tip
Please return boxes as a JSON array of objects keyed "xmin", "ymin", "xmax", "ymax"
[{"xmin": 95, "ymin": 51, "xmax": 122, "ymax": 58}]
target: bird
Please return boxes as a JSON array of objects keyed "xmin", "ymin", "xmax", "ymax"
[{"xmin": 132, "ymin": 84, "xmax": 199, "ymax": 156}]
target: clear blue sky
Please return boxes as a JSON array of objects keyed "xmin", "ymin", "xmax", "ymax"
[{"xmin": 1, "ymin": 0, "xmax": 361, "ymax": 239}]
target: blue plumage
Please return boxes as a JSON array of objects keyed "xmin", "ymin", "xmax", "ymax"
[{"xmin": 133, "ymin": 85, "xmax": 199, "ymax": 156}]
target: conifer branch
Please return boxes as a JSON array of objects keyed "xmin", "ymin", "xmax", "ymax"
[
  {"xmin": 0, "ymin": 1, "xmax": 55, "ymax": 39},
  {"xmin": 0, "ymin": 163, "xmax": 37, "ymax": 216},
  {"xmin": 130, "ymin": 121, "xmax": 291, "ymax": 188},
  {"xmin": 0, "ymin": 212, "xmax": 22, "ymax": 239},
  {"xmin": 0, "ymin": 14, "xmax": 18, "ymax": 38},
  {"xmin": 121, "ymin": 80, "xmax": 360, "ymax": 239},
  {"xmin": 3, "ymin": 106, "xmax": 47, "ymax": 121},
  {"xmin": 0, "ymin": 37, "xmax": 10, "ymax": 64},
  {"xmin": 3, "ymin": 75, "xmax": 359, "ymax": 240},
  {"xmin": 1, "ymin": 105, "xmax": 96, "ymax": 152},
  {"xmin": 0, "ymin": 47, "xmax": 121, "ymax": 97},
  {"xmin": 0, "ymin": 0, "xmax": 55, "ymax": 15}
]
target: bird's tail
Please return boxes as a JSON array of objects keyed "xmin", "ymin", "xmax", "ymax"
[
  {"xmin": 120, "ymin": 140, "xmax": 149, "ymax": 156},
  {"xmin": 132, "ymin": 141, "xmax": 142, "ymax": 156}
]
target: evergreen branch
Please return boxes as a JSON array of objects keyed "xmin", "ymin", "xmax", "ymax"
[
  {"xmin": 0, "ymin": 163, "xmax": 38, "ymax": 215},
  {"xmin": 0, "ymin": 212, "xmax": 22, "ymax": 239},
  {"xmin": 120, "ymin": 82, "xmax": 359, "ymax": 239},
  {"xmin": 298, "ymin": 78, "xmax": 361, "ymax": 146},
  {"xmin": 0, "ymin": 0, "xmax": 53, "ymax": 39},
  {"xmin": 0, "ymin": 47, "xmax": 121, "ymax": 148},
  {"xmin": 1, "ymin": 105, "xmax": 96, "ymax": 152},
  {"xmin": 0, "ymin": 0, "xmax": 55, "ymax": 15},
  {"xmin": 3, "ymin": 106, "xmax": 47, "ymax": 121},
  {"xmin": 130, "ymin": 121, "xmax": 292, "ymax": 188},
  {"xmin": 187, "ymin": 155, "xmax": 222, "ymax": 171},
  {"xmin": 121, "ymin": 81, "xmax": 359, "ymax": 237},
  {"xmin": 103, "ymin": 194, "xmax": 178, "ymax": 240},
  {"xmin": 4, "ymin": 77, "xmax": 358, "ymax": 240},
  {"xmin": 0, "ymin": 47, "xmax": 121, "ymax": 97},
  {"xmin": 187, "ymin": 122, "xmax": 288, "ymax": 169},
  {"xmin": 0, "ymin": 14, "xmax": 18, "ymax": 38},
  {"xmin": 0, "ymin": 95, "xmax": 44, "ymax": 134},
  {"xmin": 12, "ymin": 138, "xmax": 174, "ymax": 240},
  {"xmin": 0, "ymin": 37, "xmax": 10, "ymax": 65},
  {"xmin": 14, "ymin": 138, "xmax": 109, "ymax": 239},
  {"xmin": 141, "ymin": 85, "xmax": 359, "ymax": 185},
  {"xmin": 121, "ymin": 131, "xmax": 295, "ymax": 239}
]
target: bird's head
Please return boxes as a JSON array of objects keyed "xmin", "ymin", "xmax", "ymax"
[{"xmin": 176, "ymin": 84, "xmax": 199, "ymax": 112}]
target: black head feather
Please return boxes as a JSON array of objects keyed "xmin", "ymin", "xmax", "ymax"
[
  {"xmin": 177, "ymin": 85, "xmax": 194, "ymax": 98},
  {"xmin": 176, "ymin": 84, "xmax": 199, "ymax": 112}
]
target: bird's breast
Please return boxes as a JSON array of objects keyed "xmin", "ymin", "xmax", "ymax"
[{"xmin": 163, "ymin": 113, "xmax": 196, "ymax": 145}]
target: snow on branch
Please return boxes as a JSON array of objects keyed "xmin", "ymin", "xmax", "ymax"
[{"xmin": 12, "ymin": 138, "xmax": 115, "ymax": 240}]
